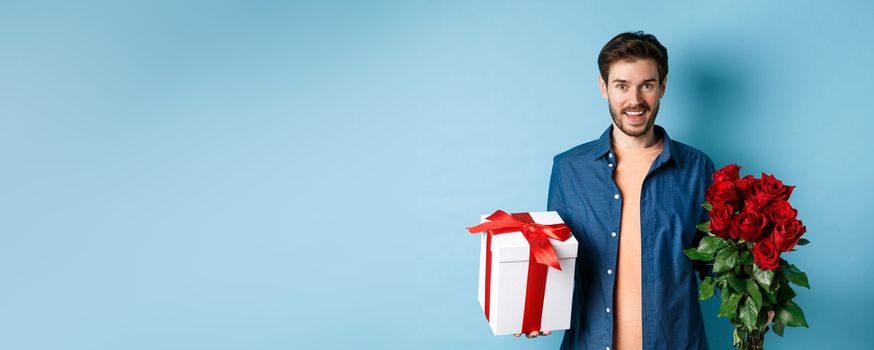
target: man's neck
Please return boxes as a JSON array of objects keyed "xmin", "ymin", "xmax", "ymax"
[{"xmin": 611, "ymin": 123, "xmax": 660, "ymax": 149}]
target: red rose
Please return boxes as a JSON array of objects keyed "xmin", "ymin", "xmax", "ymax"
[
  {"xmin": 705, "ymin": 180, "xmax": 739, "ymax": 207},
  {"xmin": 765, "ymin": 200, "xmax": 797, "ymax": 225},
  {"xmin": 709, "ymin": 203, "xmax": 734, "ymax": 239},
  {"xmin": 743, "ymin": 192, "xmax": 775, "ymax": 214},
  {"xmin": 772, "ymin": 218, "xmax": 807, "ymax": 252},
  {"xmin": 756, "ymin": 173, "xmax": 795, "ymax": 202},
  {"xmin": 753, "ymin": 237, "xmax": 781, "ymax": 270},
  {"xmin": 731, "ymin": 211, "xmax": 768, "ymax": 242},
  {"xmin": 734, "ymin": 175, "xmax": 759, "ymax": 199},
  {"xmin": 727, "ymin": 215, "xmax": 740, "ymax": 240},
  {"xmin": 713, "ymin": 164, "xmax": 741, "ymax": 182}
]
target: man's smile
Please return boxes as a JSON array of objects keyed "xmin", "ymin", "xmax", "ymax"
[{"xmin": 623, "ymin": 107, "xmax": 649, "ymax": 124}]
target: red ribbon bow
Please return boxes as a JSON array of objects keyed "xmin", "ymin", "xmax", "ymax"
[
  {"xmin": 467, "ymin": 210, "xmax": 572, "ymax": 334},
  {"xmin": 467, "ymin": 210, "xmax": 572, "ymax": 270}
]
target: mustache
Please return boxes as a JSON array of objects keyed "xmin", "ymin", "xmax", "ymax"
[{"xmin": 622, "ymin": 104, "xmax": 650, "ymax": 113}]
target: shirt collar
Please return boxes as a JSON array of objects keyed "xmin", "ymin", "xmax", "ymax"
[{"xmin": 591, "ymin": 124, "xmax": 682, "ymax": 168}]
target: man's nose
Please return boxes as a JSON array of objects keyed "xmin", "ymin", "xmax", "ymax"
[{"xmin": 628, "ymin": 89, "xmax": 643, "ymax": 105}]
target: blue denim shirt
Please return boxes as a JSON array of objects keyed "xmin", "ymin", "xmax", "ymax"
[{"xmin": 549, "ymin": 124, "xmax": 715, "ymax": 350}]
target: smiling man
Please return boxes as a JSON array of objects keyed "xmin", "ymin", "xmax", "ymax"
[{"xmin": 543, "ymin": 32, "xmax": 716, "ymax": 349}]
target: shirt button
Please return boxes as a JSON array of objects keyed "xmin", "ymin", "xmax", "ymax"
[
  {"xmin": 607, "ymin": 347, "xmax": 611, "ymax": 350},
  {"xmin": 614, "ymin": 194, "xmax": 620, "ymax": 199},
  {"xmin": 608, "ymin": 163, "xmax": 613, "ymax": 168},
  {"xmin": 607, "ymin": 269, "xmax": 613, "ymax": 275},
  {"xmin": 609, "ymin": 153, "xmax": 613, "ymax": 158},
  {"xmin": 611, "ymin": 232, "xmax": 617, "ymax": 237},
  {"xmin": 606, "ymin": 307, "xmax": 611, "ymax": 313}
]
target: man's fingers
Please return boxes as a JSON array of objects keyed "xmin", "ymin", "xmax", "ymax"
[
  {"xmin": 526, "ymin": 331, "xmax": 539, "ymax": 338},
  {"xmin": 515, "ymin": 330, "xmax": 550, "ymax": 338}
]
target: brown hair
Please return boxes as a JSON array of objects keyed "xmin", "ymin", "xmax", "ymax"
[{"xmin": 598, "ymin": 31, "xmax": 668, "ymax": 84}]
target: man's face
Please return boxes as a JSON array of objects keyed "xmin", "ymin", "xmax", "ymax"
[{"xmin": 598, "ymin": 59, "xmax": 666, "ymax": 137}]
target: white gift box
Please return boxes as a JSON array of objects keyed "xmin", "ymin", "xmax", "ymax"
[{"xmin": 477, "ymin": 211, "xmax": 578, "ymax": 335}]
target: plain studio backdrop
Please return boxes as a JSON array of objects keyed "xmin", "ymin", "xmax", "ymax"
[{"xmin": 1, "ymin": 1, "xmax": 872, "ymax": 349}]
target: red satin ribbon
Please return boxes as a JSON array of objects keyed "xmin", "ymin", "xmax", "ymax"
[{"xmin": 467, "ymin": 210, "xmax": 572, "ymax": 334}]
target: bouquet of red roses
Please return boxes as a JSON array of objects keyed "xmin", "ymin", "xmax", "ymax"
[{"xmin": 685, "ymin": 164, "xmax": 809, "ymax": 349}]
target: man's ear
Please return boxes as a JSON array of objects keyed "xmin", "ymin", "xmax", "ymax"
[
  {"xmin": 598, "ymin": 75, "xmax": 608, "ymax": 100},
  {"xmin": 659, "ymin": 75, "xmax": 668, "ymax": 98}
]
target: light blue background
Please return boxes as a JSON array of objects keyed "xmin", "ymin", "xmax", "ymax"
[{"xmin": 1, "ymin": 1, "xmax": 871, "ymax": 349}]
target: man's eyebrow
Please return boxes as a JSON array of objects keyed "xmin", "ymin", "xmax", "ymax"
[{"xmin": 610, "ymin": 78, "xmax": 658, "ymax": 84}]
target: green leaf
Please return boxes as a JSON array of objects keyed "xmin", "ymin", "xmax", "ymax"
[
  {"xmin": 757, "ymin": 306, "xmax": 770, "ymax": 329},
  {"xmin": 719, "ymin": 290, "xmax": 743, "ymax": 318},
  {"xmin": 775, "ymin": 284, "xmax": 797, "ymax": 304},
  {"xmin": 732, "ymin": 328, "xmax": 742, "ymax": 346},
  {"xmin": 715, "ymin": 275, "xmax": 728, "ymax": 291},
  {"xmin": 699, "ymin": 276, "xmax": 715, "ymax": 301},
  {"xmin": 725, "ymin": 273, "xmax": 745, "ymax": 292},
  {"xmin": 752, "ymin": 264, "xmax": 775, "ymax": 290},
  {"xmin": 772, "ymin": 320, "xmax": 785, "ymax": 337},
  {"xmin": 739, "ymin": 297, "xmax": 759, "ymax": 332},
  {"xmin": 740, "ymin": 250, "xmax": 753, "ymax": 265},
  {"xmin": 783, "ymin": 264, "xmax": 810, "ymax": 289},
  {"xmin": 702, "ymin": 201, "xmax": 713, "ymax": 211},
  {"xmin": 743, "ymin": 258, "xmax": 753, "ymax": 275},
  {"xmin": 765, "ymin": 289, "xmax": 777, "ymax": 304},
  {"xmin": 776, "ymin": 300, "xmax": 809, "ymax": 327},
  {"xmin": 713, "ymin": 244, "xmax": 739, "ymax": 273},
  {"xmin": 746, "ymin": 279, "xmax": 763, "ymax": 313},
  {"xmin": 684, "ymin": 248, "xmax": 714, "ymax": 261},
  {"xmin": 796, "ymin": 238, "xmax": 810, "ymax": 246},
  {"xmin": 698, "ymin": 236, "xmax": 728, "ymax": 255},
  {"xmin": 697, "ymin": 221, "xmax": 711, "ymax": 233}
]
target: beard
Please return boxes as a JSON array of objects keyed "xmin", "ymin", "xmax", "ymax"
[{"xmin": 609, "ymin": 99, "xmax": 659, "ymax": 137}]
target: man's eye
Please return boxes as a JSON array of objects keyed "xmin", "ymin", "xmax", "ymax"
[
  {"xmin": 616, "ymin": 84, "xmax": 626, "ymax": 89},
  {"xmin": 642, "ymin": 84, "xmax": 653, "ymax": 90}
]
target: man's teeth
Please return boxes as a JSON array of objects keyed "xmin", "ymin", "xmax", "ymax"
[{"xmin": 625, "ymin": 111, "xmax": 645, "ymax": 116}]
